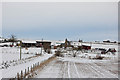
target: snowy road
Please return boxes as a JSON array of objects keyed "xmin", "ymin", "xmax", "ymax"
[{"xmin": 34, "ymin": 57, "xmax": 118, "ymax": 78}]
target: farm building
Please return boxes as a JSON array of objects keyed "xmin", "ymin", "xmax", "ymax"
[
  {"xmin": 81, "ymin": 45, "xmax": 91, "ymax": 50},
  {"xmin": 103, "ymin": 40, "xmax": 110, "ymax": 43},
  {"xmin": 60, "ymin": 38, "xmax": 73, "ymax": 49},
  {"xmin": 59, "ymin": 39, "xmax": 85, "ymax": 49},
  {"xmin": 21, "ymin": 40, "xmax": 36, "ymax": 47},
  {"xmin": 36, "ymin": 40, "xmax": 51, "ymax": 52},
  {"xmin": 20, "ymin": 40, "xmax": 52, "ymax": 53},
  {"xmin": 51, "ymin": 40, "xmax": 65, "ymax": 49},
  {"xmin": 70, "ymin": 41, "xmax": 82, "ymax": 48}
]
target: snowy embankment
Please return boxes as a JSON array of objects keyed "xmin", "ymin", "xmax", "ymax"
[
  {"xmin": 0, "ymin": 47, "xmax": 54, "ymax": 78},
  {"xmin": 2, "ymin": 53, "xmax": 53, "ymax": 78}
]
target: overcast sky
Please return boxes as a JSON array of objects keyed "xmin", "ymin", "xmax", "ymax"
[{"xmin": 2, "ymin": 2, "xmax": 118, "ymax": 41}]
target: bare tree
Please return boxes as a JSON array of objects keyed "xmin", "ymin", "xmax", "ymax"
[{"xmin": 9, "ymin": 35, "xmax": 17, "ymax": 46}]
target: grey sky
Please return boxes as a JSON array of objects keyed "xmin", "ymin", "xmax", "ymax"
[{"xmin": 2, "ymin": 2, "xmax": 118, "ymax": 41}]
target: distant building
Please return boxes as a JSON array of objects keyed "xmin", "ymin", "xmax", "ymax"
[
  {"xmin": 36, "ymin": 40, "xmax": 51, "ymax": 52},
  {"xmin": 81, "ymin": 45, "xmax": 91, "ymax": 50},
  {"xmin": 51, "ymin": 40, "xmax": 65, "ymax": 49},
  {"xmin": 103, "ymin": 40, "xmax": 110, "ymax": 43},
  {"xmin": 21, "ymin": 40, "xmax": 36, "ymax": 47},
  {"xmin": 60, "ymin": 38, "xmax": 73, "ymax": 49},
  {"xmin": 110, "ymin": 41, "xmax": 117, "ymax": 43},
  {"xmin": 21, "ymin": 40, "xmax": 51, "ymax": 53},
  {"xmin": 103, "ymin": 40, "xmax": 117, "ymax": 43},
  {"xmin": 65, "ymin": 38, "xmax": 72, "ymax": 48}
]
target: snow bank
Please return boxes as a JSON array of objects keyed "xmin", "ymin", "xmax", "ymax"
[{"xmin": 2, "ymin": 53, "xmax": 53, "ymax": 78}]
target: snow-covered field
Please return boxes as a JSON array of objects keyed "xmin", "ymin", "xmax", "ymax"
[
  {"xmin": 0, "ymin": 47, "xmax": 54, "ymax": 78},
  {"xmin": 1, "ymin": 47, "xmax": 47, "ymax": 62},
  {"xmin": 2, "ymin": 53, "xmax": 53, "ymax": 78},
  {"xmin": 0, "ymin": 42, "xmax": 119, "ymax": 78}
]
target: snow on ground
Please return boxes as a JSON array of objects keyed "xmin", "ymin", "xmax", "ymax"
[
  {"xmin": 82, "ymin": 42, "xmax": 118, "ymax": 51},
  {"xmin": 0, "ymin": 42, "xmax": 118, "ymax": 78},
  {"xmin": 1, "ymin": 47, "xmax": 44, "ymax": 62},
  {"xmin": 34, "ymin": 43, "xmax": 118, "ymax": 78},
  {"xmin": 0, "ymin": 46, "xmax": 54, "ymax": 78},
  {"xmin": 34, "ymin": 57, "xmax": 118, "ymax": 78},
  {"xmin": 2, "ymin": 53, "xmax": 53, "ymax": 78},
  {"xmin": 0, "ymin": 42, "xmax": 11, "ymax": 46}
]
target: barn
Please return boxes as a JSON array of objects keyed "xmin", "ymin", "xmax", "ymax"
[
  {"xmin": 36, "ymin": 40, "xmax": 51, "ymax": 52},
  {"xmin": 82, "ymin": 45, "xmax": 91, "ymax": 50},
  {"xmin": 21, "ymin": 40, "xmax": 36, "ymax": 47}
]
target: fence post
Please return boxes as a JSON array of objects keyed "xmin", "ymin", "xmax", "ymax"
[
  {"xmin": 21, "ymin": 70, "xmax": 23, "ymax": 79},
  {"xmin": 34, "ymin": 63, "xmax": 36, "ymax": 68},
  {"xmin": 17, "ymin": 73, "xmax": 19, "ymax": 80},
  {"xmin": 24, "ymin": 69, "xmax": 27, "ymax": 78},
  {"xmin": 31, "ymin": 66, "xmax": 32, "ymax": 72},
  {"xmin": 33, "ymin": 64, "xmax": 34, "ymax": 71},
  {"xmin": 28, "ymin": 67, "xmax": 29, "ymax": 74}
]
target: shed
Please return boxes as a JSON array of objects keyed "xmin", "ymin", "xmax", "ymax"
[
  {"xmin": 36, "ymin": 40, "xmax": 51, "ymax": 52},
  {"xmin": 21, "ymin": 40, "xmax": 36, "ymax": 47}
]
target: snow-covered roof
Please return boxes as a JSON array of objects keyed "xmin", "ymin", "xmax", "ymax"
[
  {"xmin": 103, "ymin": 39, "xmax": 111, "ymax": 41},
  {"xmin": 36, "ymin": 40, "xmax": 51, "ymax": 42},
  {"xmin": 22, "ymin": 40, "xmax": 36, "ymax": 43},
  {"xmin": 0, "ymin": 42, "xmax": 11, "ymax": 46},
  {"xmin": 51, "ymin": 40, "xmax": 65, "ymax": 46}
]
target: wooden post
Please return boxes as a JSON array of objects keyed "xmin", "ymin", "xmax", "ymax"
[
  {"xmin": 33, "ymin": 64, "xmax": 34, "ymax": 71},
  {"xmin": 17, "ymin": 73, "xmax": 19, "ymax": 80},
  {"xmin": 34, "ymin": 63, "xmax": 36, "ymax": 69},
  {"xmin": 20, "ymin": 41, "xmax": 22, "ymax": 60},
  {"xmin": 41, "ymin": 38, "xmax": 43, "ymax": 54},
  {"xmin": 21, "ymin": 70, "xmax": 23, "ymax": 79},
  {"xmin": 24, "ymin": 69, "xmax": 27, "ymax": 78},
  {"xmin": 28, "ymin": 67, "xmax": 29, "ymax": 73}
]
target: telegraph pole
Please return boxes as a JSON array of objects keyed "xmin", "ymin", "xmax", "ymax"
[
  {"xmin": 41, "ymin": 38, "xmax": 43, "ymax": 54},
  {"xmin": 20, "ymin": 41, "xmax": 22, "ymax": 60}
]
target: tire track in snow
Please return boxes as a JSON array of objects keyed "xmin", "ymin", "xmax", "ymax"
[
  {"xmin": 87, "ymin": 63, "xmax": 105, "ymax": 78},
  {"xmin": 69, "ymin": 62, "xmax": 78, "ymax": 78},
  {"xmin": 95, "ymin": 63, "xmax": 118, "ymax": 75},
  {"xmin": 57, "ymin": 61, "xmax": 64, "ymax": 78},
  {"xmin": 75, "ymin": 63, "xmax": 92, "ymax": 78},
  {"xmin": 85, "ymin": 63, "xmax": 103, "ymax": 78},
  {"xmin": 92, "ymin": 63, "xmax": 117, "ymax": 78},
  {"xmin": 62, "ymin": 61, "xmax": 69, "ymax": 78},
  {"xmin": 73, "ymin": 62, "xmax": 80, "ymax": 78},
  {"xmin": 67, "ymin": 62, "xmax": 70, "ymax": 78},
  {"xmin": 87, "ymin": 63, "xmax": 117, "ymax": 78}
]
